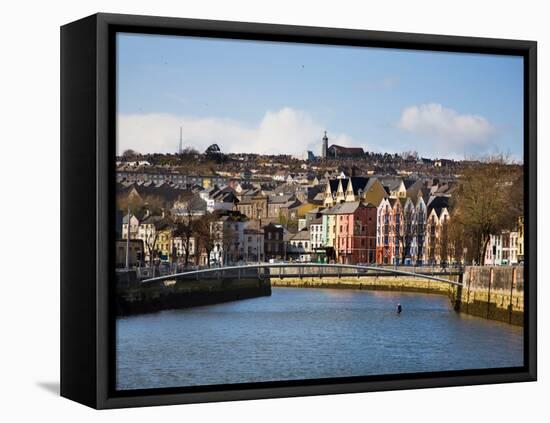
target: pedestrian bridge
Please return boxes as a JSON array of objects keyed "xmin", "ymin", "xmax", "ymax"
[{"xmin": 140, "ymin": 263, "xmax": 464, "ymax": 287}]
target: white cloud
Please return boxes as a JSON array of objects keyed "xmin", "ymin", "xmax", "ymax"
[
  {"xmin": 397, "ymin": 103, "xmax": 495, "ymax": 153},
  {"xmin": 117, "ymin": 107, "xmax": 354, "ymax": 156}
]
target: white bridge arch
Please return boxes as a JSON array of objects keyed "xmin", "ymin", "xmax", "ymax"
[{"xmin": 140, "ymin": 263, "xmax": 464, "ymax": 287}]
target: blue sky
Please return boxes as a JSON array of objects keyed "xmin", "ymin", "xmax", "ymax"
[{"xmin": 117, "ymin": 32, "xmax": 524, "ymax": 160}]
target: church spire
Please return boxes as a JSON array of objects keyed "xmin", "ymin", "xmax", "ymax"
[{"xmin": 322, "ymin": 130, "xmax": 328, "ymax": 159}]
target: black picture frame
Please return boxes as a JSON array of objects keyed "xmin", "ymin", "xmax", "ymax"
[{"xmin": 60, "ymin": 12, "xmax": 537, "ymax": 409}]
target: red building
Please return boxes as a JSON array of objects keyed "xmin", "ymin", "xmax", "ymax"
[{"xmin": 333, "ymin": 201, "xmax": 377, "ymax": 264}]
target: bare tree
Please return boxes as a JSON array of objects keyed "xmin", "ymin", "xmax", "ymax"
[
  {"xmin": 401, "ymin": 204, "xmax": 415, "ymax": 264},
  {"xmin": 195, "ymin": 213, "xmax": 216, "ymax": 267},
  {"xmin": 447, "ymin": 210, "xmax": 465, "ymax": 264},
  {"xmin": 454, "ymin": 158, "xmax": 522, "ymax": 264},
  {"xmin": 142, "ymin": 220, "xmax": 164, "ymax": 268},
  {"xmin": 116, "ymin": 193, "xmax": 166, "ymax": 218},
  {"xmin": 220, "ymin": 224, "xmax": 238, "ymax": 265},
  {"xmin": 122, "ymin": 149, "xmax": 139, "ymax": 159},
  {"xmin": 415, "ymin": 207, "xmax": 426, "ymax": 265},
  {"xmin": 439, "ymin": 216, "xmax": 450, "ymax": 266},
  {"xmin": 172, "ymin": 209, "xmax": 195, "ymax": 268}
]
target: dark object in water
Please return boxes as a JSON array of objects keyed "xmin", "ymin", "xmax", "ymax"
[{"xmin": 396, "ymin": 304, "xmax": 402, "ymax": 314}]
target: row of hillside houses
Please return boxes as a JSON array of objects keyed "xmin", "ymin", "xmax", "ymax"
[
  {"xmin": 288, "ymin": 195, "xmax": 450, "ymax": 266},
  {"xmin": 117, "ymin": 174, "xmax": 522, "ymax": 268},
  {"xmin": 120, "ymin": 209, "xmax": 276, "ymax": 267}
]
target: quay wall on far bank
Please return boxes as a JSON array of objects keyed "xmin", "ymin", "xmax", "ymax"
[
  {"xmin": 455, "ymin": 266, "xmax": 524, "ymax": 326},
  {"xmin": 116, "ymin": 271, "xmax": 271, "ymax": 316},
  {"xmin": 271, "ymin": 266, "xmax": 524, "ymax": 326}
]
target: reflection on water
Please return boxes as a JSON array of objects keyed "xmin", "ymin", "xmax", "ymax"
[{"xmin": 116, "ymin": 287, "xmax": 523, "ymax": 390}]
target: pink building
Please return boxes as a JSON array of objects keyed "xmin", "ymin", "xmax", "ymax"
[
  {"xmin": 376, "ymin": 198, "xmax": 405, "ymax": 264},
  {"xmin": 333, "ymin": 202, "xmax": 377, "ymax": 264}
]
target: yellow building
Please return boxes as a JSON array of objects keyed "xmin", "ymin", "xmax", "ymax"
[
  {"xmin": 155, "ymin": 228, "xmax": 173, "ymax": 261},
  {"xmin": 296, "ymin": 202, "xmax": 319, "ymax": 218},
  {"xmin": 517, "ymin": 216, "xmax": 525, "ymax": 263},
  {"xmin": 360, "ymin": 178, "xmax": 387, "ymax": 207}
]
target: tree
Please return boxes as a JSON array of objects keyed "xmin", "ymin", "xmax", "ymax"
[
  {"xmin": 401, "ymin": 150, "xmax": 419, "ymax": 161},
  {"xmin": 439, "ymin": 216, "xmax": 450, "ymax": 265},
  {"xmin": 122, "ymin": 149, "xmax": 139, "ymax": 159},
  {"xmin": 116, "ymin": 190, "xmax": 167, "ymax": 218},
  {"xmin": 414, "ymin": 205, "xmax": 426, "ymax": 265},
  {"xmin": 220, "ymin": 224, "xmax": 239, "ymax": 265},
  {"xmin": 401, "ymin": 203, "xmax": 415, "ymax": 264},
  {"xmin": 195, "ymin": 213, "xmax": 216, "ymax": 267},
  {"xmin": 447, "ymin": 210, "xmax": 465, "ymax": 264},
  {"xmin": 172, "ymin": 210, "xmax": 195, "ymax": 268},
  {"xmin": 453, "ymin": 158, "xmax": 522, "ymax": 264},
  {"xmin": 142, "ymin": 220, "xmax": 164, "ymax": 269},
  {"xmin": 181, "ymin": 146, "xmax": 199, "ymax": 156}
]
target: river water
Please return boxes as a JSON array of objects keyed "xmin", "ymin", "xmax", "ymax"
[{"xmin": 116, "ymin": 287, "xmax": 523, "ymax": 390}]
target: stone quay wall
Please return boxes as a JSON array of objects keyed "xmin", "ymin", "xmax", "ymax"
[
  {"xmin": 116, "ymin": 271, "xmax": 271, "ymax": 316},
  {"xmin": 271, "ymin": 266, "xmax": 524, "ymax": 326},
  {"xmin": 455, "ymin": 266, "xmax": 524, "ymax": 326}
]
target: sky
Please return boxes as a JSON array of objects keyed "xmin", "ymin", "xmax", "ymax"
[{"xmin": 116, "ymin": 32, "xmax": 524, "ymax": 161}]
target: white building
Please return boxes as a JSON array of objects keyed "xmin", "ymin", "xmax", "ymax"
[
  {"xmin": 210, "ymin": 216, "xmax": 246, "ymax": 265},
  {"xmin": 136, "ymin": 215, "xmax": 165, "ymax": 262},
  {"xmin": 171, "ymin": 236, "xmax": 197, "ymax": 265},
  {"xmin": 199, "ymin": 186, "xmax": 237, "ymax": 213},
  {"xmin": 288, "ymin": 229, "xmax": 312, "ymax": 262},
  {"xmin": 243, "ymin": 222, "xmax": 265, "ymax": 262},
  {"xmin": 485, "ymin": 231, "xmax": 519, "ymax": 266},
  {"xmin": 309, "ymin": 217, "xmax": 324, "ymax": 250},
  {"xmin": 121, "ymin": 214, "xmax": 140, "ymax": 239}
]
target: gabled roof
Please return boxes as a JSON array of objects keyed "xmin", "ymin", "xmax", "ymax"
[
  {"xmin": 328, "ymin": 145, "xmax": 365, "ymax": 155},
  {"xmin": 141, "ymin": 215, "xmax": 169, "ymax": 228},
  {"xmin": 427, "ymin": 195, "xmax": 450, "ymax": 217},
  {"xmin": 328, "ymin": 201, "xmax": 365, "ymax": 215},
  {"xmin": 313, "ymin": 192, "xmax": 325, "ymax": 202},
  {"xmin": 306, "ymin": 207, "xmax": 323, "ymax": 216},
  {"xmin": 364, "ymin": 177, "xmax": 381, "ymax": 192},
  {"xmin": 291, "ymin": 229, "xmax": 310, "ymax": 241},
  {"xmin": 326, "ymin": 179, "xmax": 340, "ymax": 193},
  {"xmin": 345, "ymin": 176, "xmax": 371, "ymax": 195},
  {"xmin": 403, "ymin": 178, "xmax": 419, "ymax": 190},
  {"xmin": 281, "ymin": 199, "xmax": 302, "ymax": 209},
  {"xmin": 122, "ymin": 213, "xmax": 137, "ymax": 224},
  {"xmin": 268, "ymin": 193, "xmax": 294, "ymax": 204},
  {"xmin": 380, "ymin": 177, "xmax": 404, "ymax": 192}
]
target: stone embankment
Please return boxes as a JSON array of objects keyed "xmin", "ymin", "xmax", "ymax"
[
  {"xmin": 115, "ymin": 270, "xmax": 271, "ymax": 316},
  {"xmin": 271, "ymin": 266, "xmax": 524, "ymax": 326}
]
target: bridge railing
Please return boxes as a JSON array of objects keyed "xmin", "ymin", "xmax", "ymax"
[
  {"xmin": 134, "ymin": 263, "xmax": 461, "ymax": 279},
  {"xmin": 138, "ymin": 262, "xmax": 464, "ymax": 287}
]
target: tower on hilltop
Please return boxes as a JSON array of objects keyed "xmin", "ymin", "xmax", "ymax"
[
  {"xmin": 178, "ymin": 126, "xmax": 183, "ymax": 154},
  {"xmin": 322, "ymin": 130, "xmax": 328, "ymax": 158}
]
